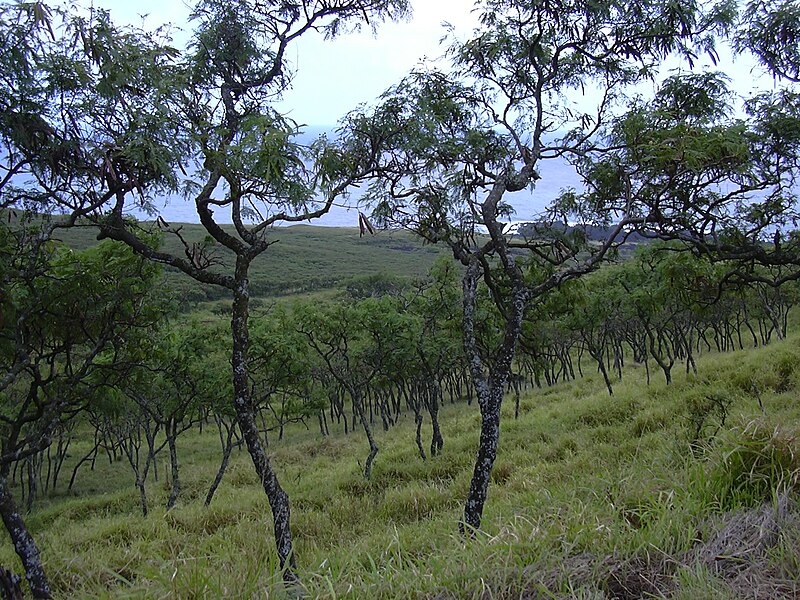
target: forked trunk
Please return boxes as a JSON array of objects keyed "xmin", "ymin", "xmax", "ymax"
[
  {"xmin": 459, "ymin": 257, "xmax": 524, "ymax": 534},
  {"xmin": 351, "ymin": 389, "xmax": 379, "ymax": 479}
]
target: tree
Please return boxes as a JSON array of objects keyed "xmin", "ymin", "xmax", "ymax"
[
  {"xmin": 403, "ymin": 257, "xmax": 464, "ymax": 456},
  {"xmin": 115, "ymin": 325, "xmax": 206, "ymax": 515},
  {"xmin": 0, "ymin": 0, "xmax": 410, "ymax": 583},
  {"xmin": 0, "ymin": 227, "xmax": 164, "ymax": 598},
  {"xmin": 297, "ymin": 297, "xmax": 415, "ymax": 478},
  {"xmin": 249, "ymin": 310, "xmax": 321, "ymax": 442},
  {"xmin": 343, "ymin": 0, "xmax": 800, "ymax": 533}
]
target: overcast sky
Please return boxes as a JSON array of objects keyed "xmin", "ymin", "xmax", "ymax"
[
  {"xmin": 86, "ymin": 0, "xmax": 781, "ymax": 226},
  {"xmin": 92, "ymin": 0, "xmax": 781, "ymax": 127},
  {"xmin": 92, "ymin": 0, "xmax": 479, "ymax": 126}
]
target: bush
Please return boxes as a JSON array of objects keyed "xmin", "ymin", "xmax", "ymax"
[{"xmin": 344, "ymin": 273, "xmax": 410, "ymax": 299}]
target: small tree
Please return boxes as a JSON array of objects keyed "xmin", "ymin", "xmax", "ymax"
[
  {"xmin": 0, "ymin": 229, "xmax": 164, "ymax": 598},
  {"xmin": 297, "ymin": 297, "xmax": 415, "ymax": 478}
]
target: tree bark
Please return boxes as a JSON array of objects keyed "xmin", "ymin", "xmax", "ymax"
[
  {"xmin": 230, "ymin": 261, "xmax": 296, "ymax": 583},
  {"xmin": 351, "ymin": 390, "xmax": 379, "ymax": 479},
  {"xmin": 206, "ymin": 418, "xmax": 235, "ymax": 507},
  {"xmin": 0, "ymin": 476, "xmax": 51, "ymax": 598},
  {"xmin": 461, "ymin": 390, "xmax": 502, "ymax": 534},
  {"xmin": 458, "ymin": 256, "xmax": 524, "ymax": 534},
  {"xmin": 166, "ymin": 421, "xmax": 180, "ymax": 510},
  {"xmin": 414, "ymin": 410, "xmax": 427, "ymax": 460},
  {"xmin": 428, "ymin": 382, "xmax": 444, "ymax": 457}
]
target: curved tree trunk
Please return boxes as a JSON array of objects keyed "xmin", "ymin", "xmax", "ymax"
[
  {"xmin": 230, "ymin": 266, "xmax": 296, "ymax": 583},
  {"xmin": 0, "ymin": 476, "xmax": 51, "ymax": 599},
  {"xmin": 414, "ymin": 410, "xmax": 427, "ymax": 461},
  {"xmin": 351, "ymin": 390, "xmax": 379, "ymax": 479},
  {"xmin": 206, "ymin": 418, "xmax": 236, "ymax": 507},
  {"xmin": 459, "ymin": 256, "xmax": 525, "ymax": 534},
  {"xmin": 428, "ymin": 383, "xmax": 444, "ymax": 457},
  {"xmin": 460, "ymin": 388, "xmax": 502, "ymax": 534},
  {"xmin": 591, "ymin": 347, "xmax": 614, "ymax": 396}
]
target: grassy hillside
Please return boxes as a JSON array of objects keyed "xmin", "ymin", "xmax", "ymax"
[
  {"xmin": 53, "ymin": 222, "xmax": 444, "ymax": 305},
  {"xmin": 4, "ymin": 332, "xmax": 799, "ymax": 598}
]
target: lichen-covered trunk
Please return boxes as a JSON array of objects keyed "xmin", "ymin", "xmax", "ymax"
[
  {"xmin": 461, "ymin": 386, "xmax": 502, "ymax": 533},
  {"xmin": 459, "ymin": 257, "xmax": 526, "ymax": 534},
  {"xmin": 0, "ymin": 476, "xmax": 51, "ymax": 598},
  {"xmin": 231, "ymin": 260, "xmax": 296, "ymax": 583}
]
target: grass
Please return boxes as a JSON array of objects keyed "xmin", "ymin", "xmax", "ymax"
[
  {"xmin": 3, "ymin": 334, "xmax": 800, "ymax": 598},
  {"xmin": 51, "ymin": 221, "xmax": 444, "ymax": 307}
]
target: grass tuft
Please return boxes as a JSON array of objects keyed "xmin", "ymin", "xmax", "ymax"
[{"xmin": 703, "ymin": 419, "xmax": 799, "ymax": 511}]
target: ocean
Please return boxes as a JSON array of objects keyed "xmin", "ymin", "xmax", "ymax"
[{"xmin": 129, "ymin": 130, "xmax": 583, "ymax": 227}]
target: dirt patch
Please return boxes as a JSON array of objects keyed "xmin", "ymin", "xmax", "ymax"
[
  {"xmin": 604, "ymin": 554, "xmax": 676, "ymax": 600},
  {"xmin": 521, "ymin": 552, "xmax": 676, "ymax": 599}
]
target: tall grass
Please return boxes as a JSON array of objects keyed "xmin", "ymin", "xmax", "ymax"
[{"xmin": 2, "ymin": 333, "xmax": 799, "ymax": 598}]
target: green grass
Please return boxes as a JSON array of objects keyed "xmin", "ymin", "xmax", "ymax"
[
  {"xmin": 3, "ymin": 335, "xmax": 800, "ymax": 598},
  {"xmin": 52, "ymin": 221, "xmax": 444, "ymax": 307}
]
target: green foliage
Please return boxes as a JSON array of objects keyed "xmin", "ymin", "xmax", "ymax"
[
  {"xmin": 5, "ymin": 0, "xmax": 800, "ymax": 595},
  {"xmin": 737, "ymin": 0, "xmax": 800, "ymax": 82},
  {"xmin": 727, "ymin": 346, "xmax": 800, "ymax": 396},
  {"xmin": 0, "ymin": 221, "xmax": 170, "ymax": 528},
  {"xmin": 51, "ymin": 223, "xmax": 443, "ymax": 305},
  {"xmin": 344, "ymin": 273, "xmax": 410, "ymax": 299}
]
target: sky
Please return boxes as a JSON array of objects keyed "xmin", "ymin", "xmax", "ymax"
[
  {"xmin": 92, "ymin": 0, "xmax": 480, "ymax": 127},
  {"xmin": 87, "ymin": 0, "xmax": 782, "ymax": 226},
  {"xmin": 87, "ymin": 0, "xmax": 482, "ymax": 224}
]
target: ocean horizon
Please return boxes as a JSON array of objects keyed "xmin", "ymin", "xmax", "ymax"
[
  {"xmin": 129, "ymin": 161, "xmax": 583, "ymax": 228},
  {"xmin": 126, "ymin": 126, "xmax": 583, "ymax": 227}
]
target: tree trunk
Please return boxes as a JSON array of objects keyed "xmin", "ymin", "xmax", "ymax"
[
  {"xmin": 68, "ymin": 438, "xmax": 100, "ymax": 492},
  {"xmin": 0, "ymin": 565, "xmax": 23, "ymax": 600},
  {"xmin": 0, "ymin": 476, "xmax": 51, "ymax": 599},
  {"xmin": 351, "ymin": 391, "xmax": 379, "ymax": 479},
  {"xmin": 460, "ymin": 388, "xmax": 501, "ymax": 534},
  {"xmin": 414, "ymin": 410, "xmax": 426, "ymax": 460},
  {"xmin": 428, "ymin": 383, "xmax": 444, "ymax": 457},
  {"xmin": 231, "ymin": 264, "xmax": 296, "ymax": 583},
  {"xmin": 592, "ymin": 349, "xmax": 614, "ymax": 396},
  {"xmin": 206, "ymin": 418, "xmax": 235, "ymax": 507},
  {"xmin": 137, "ymin": 476, "xmax": 149, "ymax": 517},
  {"xmin": 166, "ymin": 421, "xmax": 180, "ymax": 510},
  {"xmin": 459, "ymin": 257, "xmax": 524, "ymax": 534}
]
